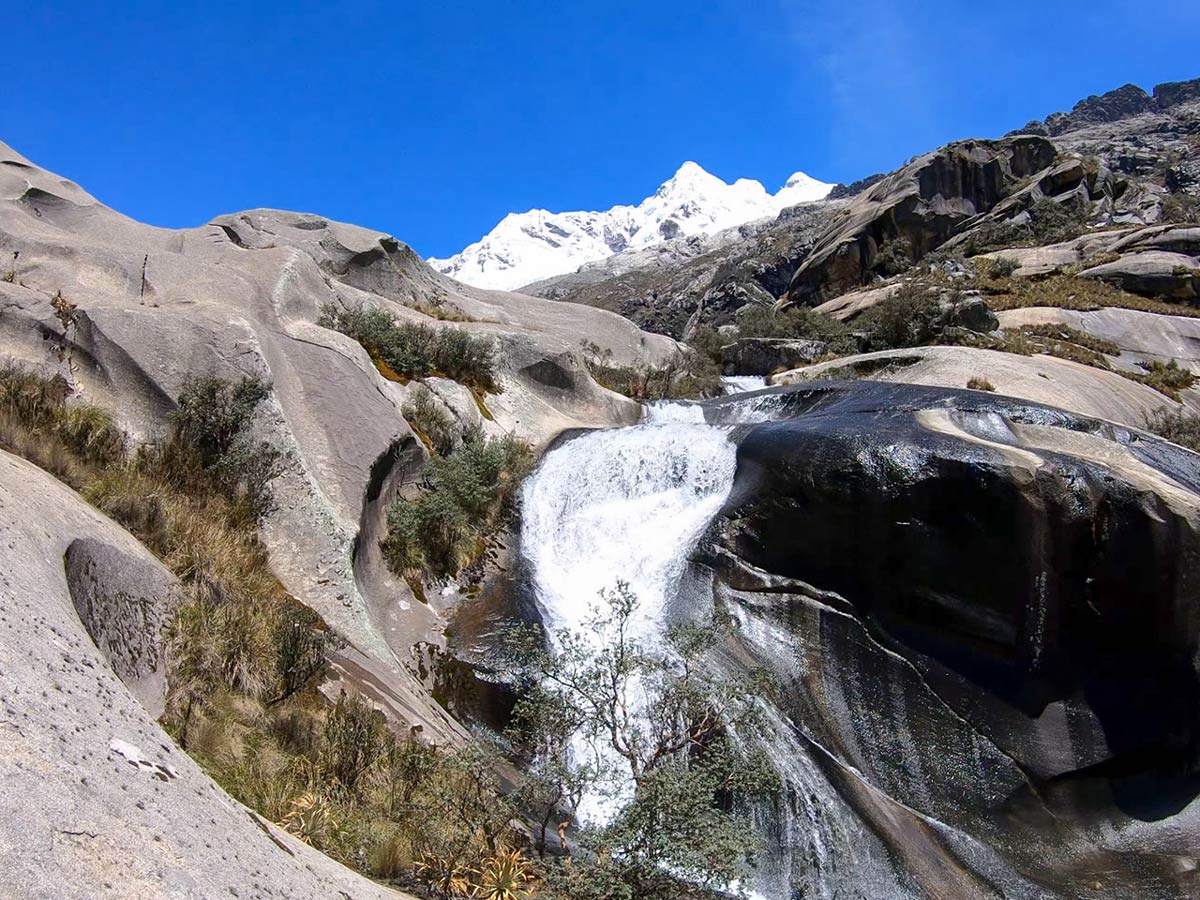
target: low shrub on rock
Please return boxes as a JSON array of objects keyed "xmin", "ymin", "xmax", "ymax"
[
  {"xmin": 582, "ymin": 343, "xmax": 723, "ymax": 400},
  {"xmin": 383, "ymin": 427, "xmax": 533, "ymax": 581},
  {"xmin": 1145, "ymin": 408, "xmax": 1200, "ymax": 452},
  {"xmin": 319, "ymin": 302, "xmax": 498, "ymax": 392}
]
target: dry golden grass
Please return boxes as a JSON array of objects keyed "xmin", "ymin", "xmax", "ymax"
[{"xmin": 985, "ymin": 273, "xmax": 1200, "ymax": 318}]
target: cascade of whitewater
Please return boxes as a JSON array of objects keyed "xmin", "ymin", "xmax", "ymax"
[
  {"xmin": 520, "ymin": 401, "xmax": 736, "ymax": 640},
  {"xmin": 517, "ymin": 396, "xmax": 912, "ymax": 899},
  {"xmin": 721, "ymin": 374, "xmax": 768, "ymax": 394},
  {"xmin": 518, "ymin": 400, "xmax": 737, "ymax": 821}
]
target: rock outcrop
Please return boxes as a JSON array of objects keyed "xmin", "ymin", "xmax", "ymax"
[
  {"xmin": 0, "ymin": 137, "xmax": 678, "ymax": 739},
  {"xmin": 703, "ymin": 381, "xmax": 1200, "ymax": 899},
  {"xmin": 783, "ymin": 137, "xmax": 1060, "ymax": 305},
  {"xmin": 973, "ymin": 223, "xmax": 1200, "ymax": 302},
  {"xmin": 718, "ymin": 336, "xmax": 827, "ymax": 376},
  {"xmin": 0, "ymin": 450, "xmax": 413, "ymax": 900},
  {"xmin": 1011, "ymin": 77, "xmax": 1200, "ymax": 138},
  {"xmin": 772, "ymin": 345, "xmax": 1187, "ymax": 427}
]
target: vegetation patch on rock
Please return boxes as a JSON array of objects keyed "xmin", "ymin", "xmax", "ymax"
[
  {"xmin": 580, "ymin": 340, "xmax": 722, "ymax": 400},
  {"xmin": 383, "ymin": 427, "xmax": 533, "ymax": 582},
  {"xmin": 319, "ymin": 302, "xmax": 499, "ymax": 393}
]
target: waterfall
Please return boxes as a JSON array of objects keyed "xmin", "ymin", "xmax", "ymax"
[
  {"xmin": 520, "ymin": 401, "xmax": 736, "ymax": 638},
  {"xmin": 516, "ymin": 395, "xmax": 916, "ymax": 899},
  {"xmin": 722, "ymin": 374, "xmax": 768, "ymax": 394}
]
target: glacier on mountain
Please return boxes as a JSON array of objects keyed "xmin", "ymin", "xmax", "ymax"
[{"xmin": 428, "ymin": 161, "xmax": 833, "ymax": 291}]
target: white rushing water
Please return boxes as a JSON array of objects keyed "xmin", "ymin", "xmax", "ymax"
[
  {"xmin": 517, "ymin": 396, "xmax": 918, "ymax": 899},
  {"xmin": 722, "ymin": 374, "xmax": 768, "ymax": 394},
  {"xmin": 520, "ymin": 401, "xmax": 737, "ymax": 640},
  {"xmin": 519, "ymin": 400, "xmax": 738, "ymax": 822}
]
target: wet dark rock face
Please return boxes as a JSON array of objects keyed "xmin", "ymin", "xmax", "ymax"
[{"xmin": 706, "ymin": 382, "xmax": 1200, "ymax": 899}]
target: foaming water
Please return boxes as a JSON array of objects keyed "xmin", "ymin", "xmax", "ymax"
[
  {"xmin": 722, "ymin": 375, "xmax": 768, "ymax": 394},
  {"xmin": 521, "ymin": 401, "xmax": 736, "ymax": 639},
  {"xmin": 516, "ymin": 392, "xmax": 916, "ymax": 897},
  {"xmin": 520, "ymin": 401, "xmax": 737, "ymax": 822}
]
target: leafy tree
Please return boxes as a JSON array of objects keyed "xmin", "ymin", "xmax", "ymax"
[{"xmin": 507, "ymin": 582, "xmax": 777, "ymax": 898}]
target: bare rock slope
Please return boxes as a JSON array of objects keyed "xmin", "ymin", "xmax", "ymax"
[
  {"xmin": 0, "ymin": 138, "xmax": 678, "ymax": 741},
  {"xmin": 0, "ymin": 450, "xmax": 412, "ymax": 900}
]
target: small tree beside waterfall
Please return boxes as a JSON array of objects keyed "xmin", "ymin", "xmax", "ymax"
[{"xmin": 506, "ymin": 582, "xmax": 778, "ymax": 899}]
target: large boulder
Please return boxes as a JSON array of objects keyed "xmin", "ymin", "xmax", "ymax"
[
  {"xmin": 720, "ymin": 337, "xmax": 827, "ymax": 375},
  {"xmin": 702, "ymin": 382, "xmax": 1200, "ymax": 899},
  {"xmin": 1079, "ymin": 250, "xmax": 1199, "ymax": 300},
  {"xmin": 773, "ymin": 344, "xmax": 1185, "ymax": 427},
  {"xmin": 996, "ymin": 305, "xmax": 1200, "ymax": 376}
]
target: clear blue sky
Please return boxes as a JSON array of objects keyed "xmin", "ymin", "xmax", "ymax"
[{"xmin": 4, "ymin": 1, "xmax": 1197, "ymax": 258}]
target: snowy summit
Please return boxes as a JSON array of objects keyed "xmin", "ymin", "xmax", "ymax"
[{"xmin": 429, "ymin": 162, "xmax": 833, "ymax": 291}]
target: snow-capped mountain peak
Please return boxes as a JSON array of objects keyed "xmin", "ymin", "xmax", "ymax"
[{"xmin": 428, "ymin": 162, "xmax": 833, "ymax": 291}]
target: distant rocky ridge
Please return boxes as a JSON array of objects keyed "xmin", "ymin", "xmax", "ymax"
[
  {"xmin": 524, "ymin": 77, "xmax": 1200, "ymax": 339},
  {"xmin": 1010, "ymin": 78, "xmax": 1200, "ymax": 137}
]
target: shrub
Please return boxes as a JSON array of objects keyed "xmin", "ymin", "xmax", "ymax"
[
  {"xmin": 989, "ymin": 256, "xmax": 1022, "ymax": 278},
  {"xmin": 474, "ymin": 847, "xmax": 536, "ymax": 900},
  {"xmin": 282, "ymin": 791, "xmax": 338, "ymax": 847},
  {"xmin": 273, "ymin": 604, "xmax": 345, "ymax": 706},
  {"xmin": 583, "ymin": 348, "xmax": 722, "ymax": 401},
  {"xmin": 169, "ymin": 375, "xmax": 283, "ymax": 522},
  {"xmin": 383, "ymin": 428, "xmax": 533, "ymax": 580},
  {"xmin": 403, "ymin": 384, "xmax": 455, "ymax": 455},
  {"xmin": 319, "ymin": 302, "xmax": 498, "ymax": 392},
  {"xmin": 873, "ymin": 236, "xmax": 915, "ymax": 276},
  {"xmin": 506, "ymin": 583, "xmax": 776, "ymax": 898},
  {"xmin": 734, "ymin": 304, "xmax": 857, "ymax": 350},
  {"xmin": 1162, "ymin": 192, "xmax": 1200, "ymax": 224},
  {"xmin": 966, "ymin": 376, "xmax": 995, "ymax": 392},
  {"xmin": 1027, "ymin": 197, "xmax": 1089, "ymax": 244},
  {"xmin": 322, "ymin": 691, "xmax": 389, "ymax": 792},
  {"xmin": 856, "ymin": 283, "xmax": 944, "ymax": 349},
  {"xmin": 1134, "ymin": 359, "xmax": 1196, "ymax": 399},
  {"xmin": 1145, "ymin": 409, "xmax": 1200, "ymax": 452}
]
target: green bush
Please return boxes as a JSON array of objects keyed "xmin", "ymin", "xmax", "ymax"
[
  {"xmin": 383, "ymin": 428, "xmax": 533, "ymax": 580},
  {"xmin": 989, "ymin": 256, "xmax": 1022, "ymax": 277},
  {"xmin": 506, "ymin": 582, "xmax": 777, "ymax": 898},
  {"xmin": 168, "ymin": 375, "xmax": 283, "ymax": 522},
  {"xmin": 1027, "ymin": 197, "xmax": 1089, "ymax": 244},
  {"xmin": 319, "ymin": 302, "xmax": 498, "ymax": 392},
  {"xmin": 1133, "ymin": 359, "xmax": 1196, "ymax": 399},
  {"xmin": 856, "ymin": 283, "xmax": 944, "ymax": 349},
  {"xmin": 1145, "ymin": 408, "xmax": 1200, "ymax": 452},
  {"xmin": 734, "ymin": 304, "xmax": 857, "ymax": 352},
  {"xmin": 322, "ymin": 692, "xmax": 389, "ymax": 792},
  {"xmin": 582, "ymin": 346, "xmax": 722, "ymax": 401},
  {"xmin": 403, "ymin": 384, "xmax": 455, "ymax": 455},
  {"xmin": 873, "ymin": 236, "xmax": 915, "ymax": 276}
]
